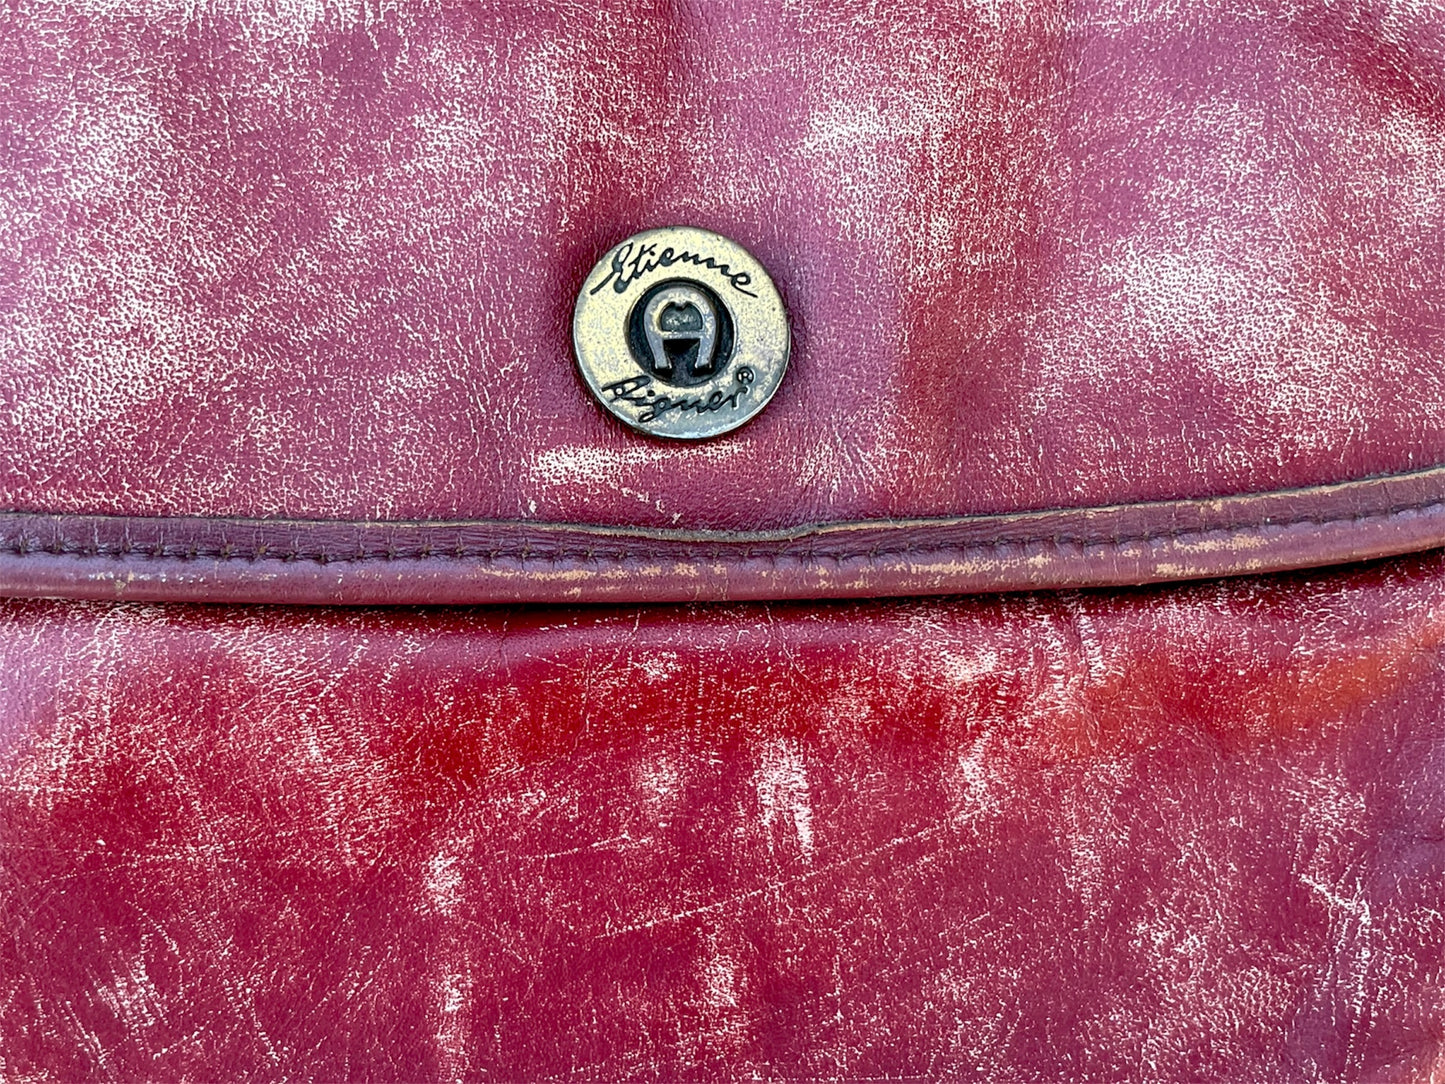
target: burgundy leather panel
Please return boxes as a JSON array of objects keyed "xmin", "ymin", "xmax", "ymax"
[
  {"xmin": 3, "ymin": 0, "xmax": 1444, "ymax": 533},
  {"xmin": 2, "ymin": 464, "xmax": 1445, "ymax": 603},
  {"xmin": 3, "ymin": 555, "xmax": 1445, "ymax": 1078}
]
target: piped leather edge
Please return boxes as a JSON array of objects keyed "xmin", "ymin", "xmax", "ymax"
[{"xmin": 2, "ymin": 465, "xmax": 1444, "ymax": 604}]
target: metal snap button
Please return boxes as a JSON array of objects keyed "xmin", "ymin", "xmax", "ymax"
[{"xmin": 572, "ymin": 226, "xmax": 790, "ymax": 440}]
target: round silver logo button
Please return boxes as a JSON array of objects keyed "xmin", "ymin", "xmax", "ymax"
[{"xmin": 572, "ymin": 226, "xmax": 790, "ymax": 440}]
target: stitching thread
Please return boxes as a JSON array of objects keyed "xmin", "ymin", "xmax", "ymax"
[{"xmin": 1, "ymin": 499, "xmax": 1441, "ymax": 568}]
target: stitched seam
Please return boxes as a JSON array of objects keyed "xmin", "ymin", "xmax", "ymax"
[{"xmin": 2, "ymin": 498, "xmax": 1441, "ymax": 566}]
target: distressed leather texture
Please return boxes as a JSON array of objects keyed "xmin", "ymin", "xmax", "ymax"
[
  {"xmin": 4, "ymin": 556, "xmax": 1445, "ymax": 1078},
  {"xmin": 3, "ymin": 0, "xmax": 1444, "ymax": 535},
  {"xmin": 5, "ymin": 0, "xmax": 1445, "ymax": 1079},
  {"xmin": 5, "ymin": 0, "xmax": 1445, "ymax": 603},
  {"xmin": 4, "ymin": 0, "xmax": 1445, "ymax": 603}
]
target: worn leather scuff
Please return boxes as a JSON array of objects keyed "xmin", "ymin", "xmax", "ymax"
[
  {"xmin": 2, "ymin": 0, "xmax": 1443, "ymax": 559},
  {"xmin": 5, "ymin": 2, "xmax": 1445, "ymax": 1077},
  {"xmin": 4, "ymin": 555, "xmax": 1445, "ymax": 1078}
]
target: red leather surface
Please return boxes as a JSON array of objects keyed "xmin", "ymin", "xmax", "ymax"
[
  {"xmin": 3, "ymin": 0, "xmax": 1444, "ymax": 532},
  {"xmin": 4, "ymin": 554, "xmax": 1445, "ymax": 1078}
]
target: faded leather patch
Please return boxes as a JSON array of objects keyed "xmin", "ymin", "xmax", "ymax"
[
  {"xmin": 2, "ymin": 555, "xmax": 1445, "ymax": 1077},
  {"xmin": 1, "ymin": 0, "xmax": 1443, "ymax": 534}
]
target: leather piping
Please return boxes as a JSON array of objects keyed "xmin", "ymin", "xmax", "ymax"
[{"xmin": 2, "ymin": 465, "xmax": 1445, "ymax": 604}]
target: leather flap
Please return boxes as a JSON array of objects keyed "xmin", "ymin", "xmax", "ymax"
[{"xmin": 3, "ymin": 0, "xmax": 1444, "ymax": 602}]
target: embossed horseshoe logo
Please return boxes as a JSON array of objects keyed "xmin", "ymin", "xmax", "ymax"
[{"xmin": 643, "ymin": 283, "xmax": 719, "ymax": 378}]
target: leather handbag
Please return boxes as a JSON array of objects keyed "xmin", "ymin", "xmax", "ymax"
[{"xmin": 4, "ymin": 0, "xmax": 1444, "ymax": 1078}]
